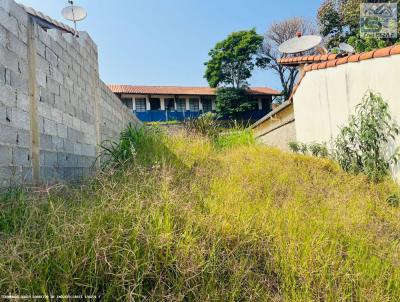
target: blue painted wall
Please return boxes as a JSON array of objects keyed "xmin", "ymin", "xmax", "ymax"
[{"xmin": 134, "ymin": 110, "xmax": 269, "ymax": 122}]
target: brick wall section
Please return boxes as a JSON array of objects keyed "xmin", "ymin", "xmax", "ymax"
[{"xmin": 0, "ymin": 0, "xmax": 140, "ymax": 186}]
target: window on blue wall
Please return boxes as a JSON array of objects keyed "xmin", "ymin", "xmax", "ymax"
[
  {"xmin": 202, "ymin": 98, "xmax": 212, "ymax": 112},
  {"xmin": 189, "ymin": 98, "xmax": 199, "ymax": 112},
  {"xmin": 176, "ymin": 99, "xmax": 186, "ymax": 112},
  {"xmin": 150, "ymin": 98, "xmax": 161, "ymax": 110},
  {"xmin": 248, "ymin": 98, "xmax": 259, "ymax": 110},
  {"xmin": 261, "ymin": 97, "xmax": 272, "ymax": 111},
  {"xmin": 165, "ymin": 98, "xmax": 175, "ymax": 111},
  {"xmin": 122, "ymin": 98, "xmax": 133, "ymax": 109},
  {"xmin": 135, "ymin": 98, "xmax": 146, "ymax": 112}
]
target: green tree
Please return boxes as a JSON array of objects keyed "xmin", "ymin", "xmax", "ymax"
[
  {"xmin": 317, "ymin": 0, "xmax": 343, "ymax": 47},
  {"xmin": 204, "ymin": 29, "xmax": 266, "ymax": 89},
  {"xmin": 215, "ymin": 88, "xmax": 253, "ymax": 119},
  {"xmin": 334, "ymin": 91, "xmax": 400, "ymax": 182}
]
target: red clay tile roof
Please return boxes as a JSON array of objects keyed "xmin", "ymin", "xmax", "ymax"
[
  {"xmin": 287, "ymin": 44, "xmax": 400, "ymax": 102},
  {"xmin": 298, "ymin": 45, "xmax": 400, "ymax": 72},
  {"xmin": 278, "ymin": 54, "xmax": 340, "ymax": 66},
  {"xmin": 107, "ymin": 85, "xmax": 281, "ymax": 96}
]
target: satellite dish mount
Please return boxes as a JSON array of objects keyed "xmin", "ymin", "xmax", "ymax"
[{"xmin": 61, "ymin": 0, "xmax": 87, "ymax": 36}]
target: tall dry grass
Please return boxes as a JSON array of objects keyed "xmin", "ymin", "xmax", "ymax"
[{"xmin": 0, "ymin": 130, "xmax": 399, "ymax": 301}]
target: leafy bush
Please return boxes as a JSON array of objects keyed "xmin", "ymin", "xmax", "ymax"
[
  {"xmin": 299, "ymin": 143, "xmax": 308, "ymax": 155},
  {"xmin": 215, "ymin": 87, "xmax": 254, "ymax": 119},
  {"xmin": 348, "ymin": 35, "xmax": 388, "ymax": 53},
  {"xmin": 334, "ymin": 91, "xmax": 400, "ymax": 182},
  {"xmin": 386, "ymin": 194, "xmax": 400, "ymax": 207},
  {"xmin": 288, "ymin": 141, "xmax": 300, "ymax": 153},
  {"xmin": 183, "ymin": 112, "xmax": 220, "ymax": 140},
  {"xmin": 309, "ymin": 143, "xmax": 329, "ymax": 158},
  {"xmin": 289, "ymin": 141, "xmax": 328, "ymax": 158},
  {"xmin": 100, "ymin": 124, "xmax": 166, "ymax": 168}
]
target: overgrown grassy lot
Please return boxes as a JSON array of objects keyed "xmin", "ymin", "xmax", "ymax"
[{"xmin": 1, "ymin": 128, "xmax": 400, "ymax": 301}]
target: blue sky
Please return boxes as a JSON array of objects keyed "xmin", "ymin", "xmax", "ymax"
[{"xmin": 18, "ymin": 0, "xmax": 322, "ymax": 90}]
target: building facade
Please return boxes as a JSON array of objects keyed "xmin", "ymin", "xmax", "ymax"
[{"xmin": 108, "ymin": 85, "xmax": 281, "ymax": 122}]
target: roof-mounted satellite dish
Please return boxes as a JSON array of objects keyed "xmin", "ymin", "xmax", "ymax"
[
  {"xmin": 339, "ymin": 42, "xmax": 355, "ymax": 54},
  {"xmin": 278, "ymin": 33, "xmax": 323, "ymax": 54},
  {"xmin": 61, "ymin": 1, "xmax": 87, "ymax": 36}
]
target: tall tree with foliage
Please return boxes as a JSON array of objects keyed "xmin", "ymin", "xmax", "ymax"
[
  {"xmin": 261, "ymin": 18, "xmax": 316, "ymax": 100},
  {"xmin": 204, "ymin": 29, "xmax": 266, "ymax": 89},
  {"xmin": 317, "ymin": 0, "xmax": 400, "ymax": 51}
]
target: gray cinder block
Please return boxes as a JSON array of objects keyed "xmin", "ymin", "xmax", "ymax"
[
  {"xmin": 16, "ymin": 129, "xmax": 30, "ymax": 147},
  {"xmin": 0, "ymin": 46, "xmax": 19, "ymax": 75},
  {"xmin": 43, "ymin": 118, "xmax": 57, "ymax": 136},
  {"xmin": 43, "ymin": 150, "xmax": 58, "ymax": 166},
  {"xmin": 40, "ymin": 133, "xmax": 53, "ymax": 150},
  {"xmin": 45, "ymin": 47, "xmax": 58, "ymax": 67},
  {"xmin": 0, "ymin": 83, "xmax": 17, "ymax": 107},
  {"xmin": 46, "ymin": 78, "xmax": 60, "ymax": 96},
  {"xmin": 0, "ymin": 7, "xmax": 18, "ymax": 37},
  {"xmin": 12, "ymin": 146, "xmax": 30, "ymax": 166},
  {"xmin": 0, "ymin": 124, "xmax": 17, "ymax": 144},
  {"xmin": 0, "ymin": 144, "xmax": 11, "ymax": 164}
]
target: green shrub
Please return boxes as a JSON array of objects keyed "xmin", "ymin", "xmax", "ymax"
[
  {"xmin": 99, "ymin": 124, "xmax": 166, "ymax": 168},
  {"xmin": 184, "ymin": 112, "xmax": 220, "ymax": 140},
  {"xmin": 289, "ymin": 141, "xmax": 329, "ymax": 158},
  {"xmin": 215, "ymin": 87, "xmax": 254, "ymax": 119},
  {"xmin": 299, "ymin": 142, "xmax": 308, "ymax": 154},
  {"xmin": 288, "ymin": 141, "xmax": 300, "ymax": 153},
  {"xmin": 334, "ymin": 91, "xmax": 400, "ymax": 182},
  {"xmin": 309, "ymin": 143, "xmax": 329, "ymax": 158},
  {"xmin": 386, "ymin": 194, "xmax": 400, "ymax": 207}
]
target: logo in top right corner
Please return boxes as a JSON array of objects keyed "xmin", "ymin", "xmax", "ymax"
[{"xmin": 360, "ymin": 3, "xmax": 398, "ymax": 39}]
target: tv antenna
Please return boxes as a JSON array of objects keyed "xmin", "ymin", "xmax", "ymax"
[
  {"xmin": 278, "ymin": 33, "xmax": 323, "ymax": 54},
  {"xmin": 339, "ymin": 42, "xmax": 355, "ymax": 54},
  {"xmin": 61, "ymin": 0, "xmax": 87, "ymax": 36}
]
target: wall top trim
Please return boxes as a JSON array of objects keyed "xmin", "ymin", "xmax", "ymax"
[
  {"xmin": 283, "ymin": 45, "xmax": 400, "ymax": 105},
  {"xmin": 278, "ymin": 45, "xmax": 400, "ymax": 68},
  {"xmin": 18, "ymin": 2, "xmax": 77, "ymax": 35},
  {"xmin": 251, "ymin": 100, "xmax": 293, "ymax": 128},
  {"xmin": 302, "ymin": 45, "xmax": 400, "ymax": 72}
]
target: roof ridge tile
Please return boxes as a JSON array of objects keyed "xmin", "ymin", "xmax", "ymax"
[
  {"xmin": 348, "ymin": 54, "xmax": 361, "ymax": 63},
  {"xmin": 359, "ymin": 50, "xmax": 375, "ymax": 61},
  {"xmin": 390, "ymin": 44, "xmax": 400, "ymax": 55},
  {"xmin": 336, "ymin": 56, "xmax": 349, "ymax": 65}
]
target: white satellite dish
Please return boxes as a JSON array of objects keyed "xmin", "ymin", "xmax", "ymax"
[
  {"xmin": 61, "ymin": 1, "xmax": 87, "ymax": 36},
  {"xmin": 339, "ymin": 42, "xmax": 355, "ymax": 54},
  {"xmin": 278, "ymin": 35, "xmax": 323, "ymax": 54}
]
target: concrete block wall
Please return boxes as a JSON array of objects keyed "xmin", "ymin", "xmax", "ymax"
[
  {"xmin": 0, "ymin": 0, "xmax": 32, "ymax": 185},
  {"xmin": 0, "ymin": 0, "xmax": 140, "ymax": 186},
  {"xmin": 99, "ymin": 80, "xmax": 133, "ymax": 141}
]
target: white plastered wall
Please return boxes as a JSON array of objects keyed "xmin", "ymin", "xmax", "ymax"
[{"xmin": 293, "ymin": 54, "xmax": 400, "ymax": 180}]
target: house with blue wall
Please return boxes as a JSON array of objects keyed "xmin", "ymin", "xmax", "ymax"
[{"xmin": 108, "ymin": 85, "xmax": 281, "ymax": 122}]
